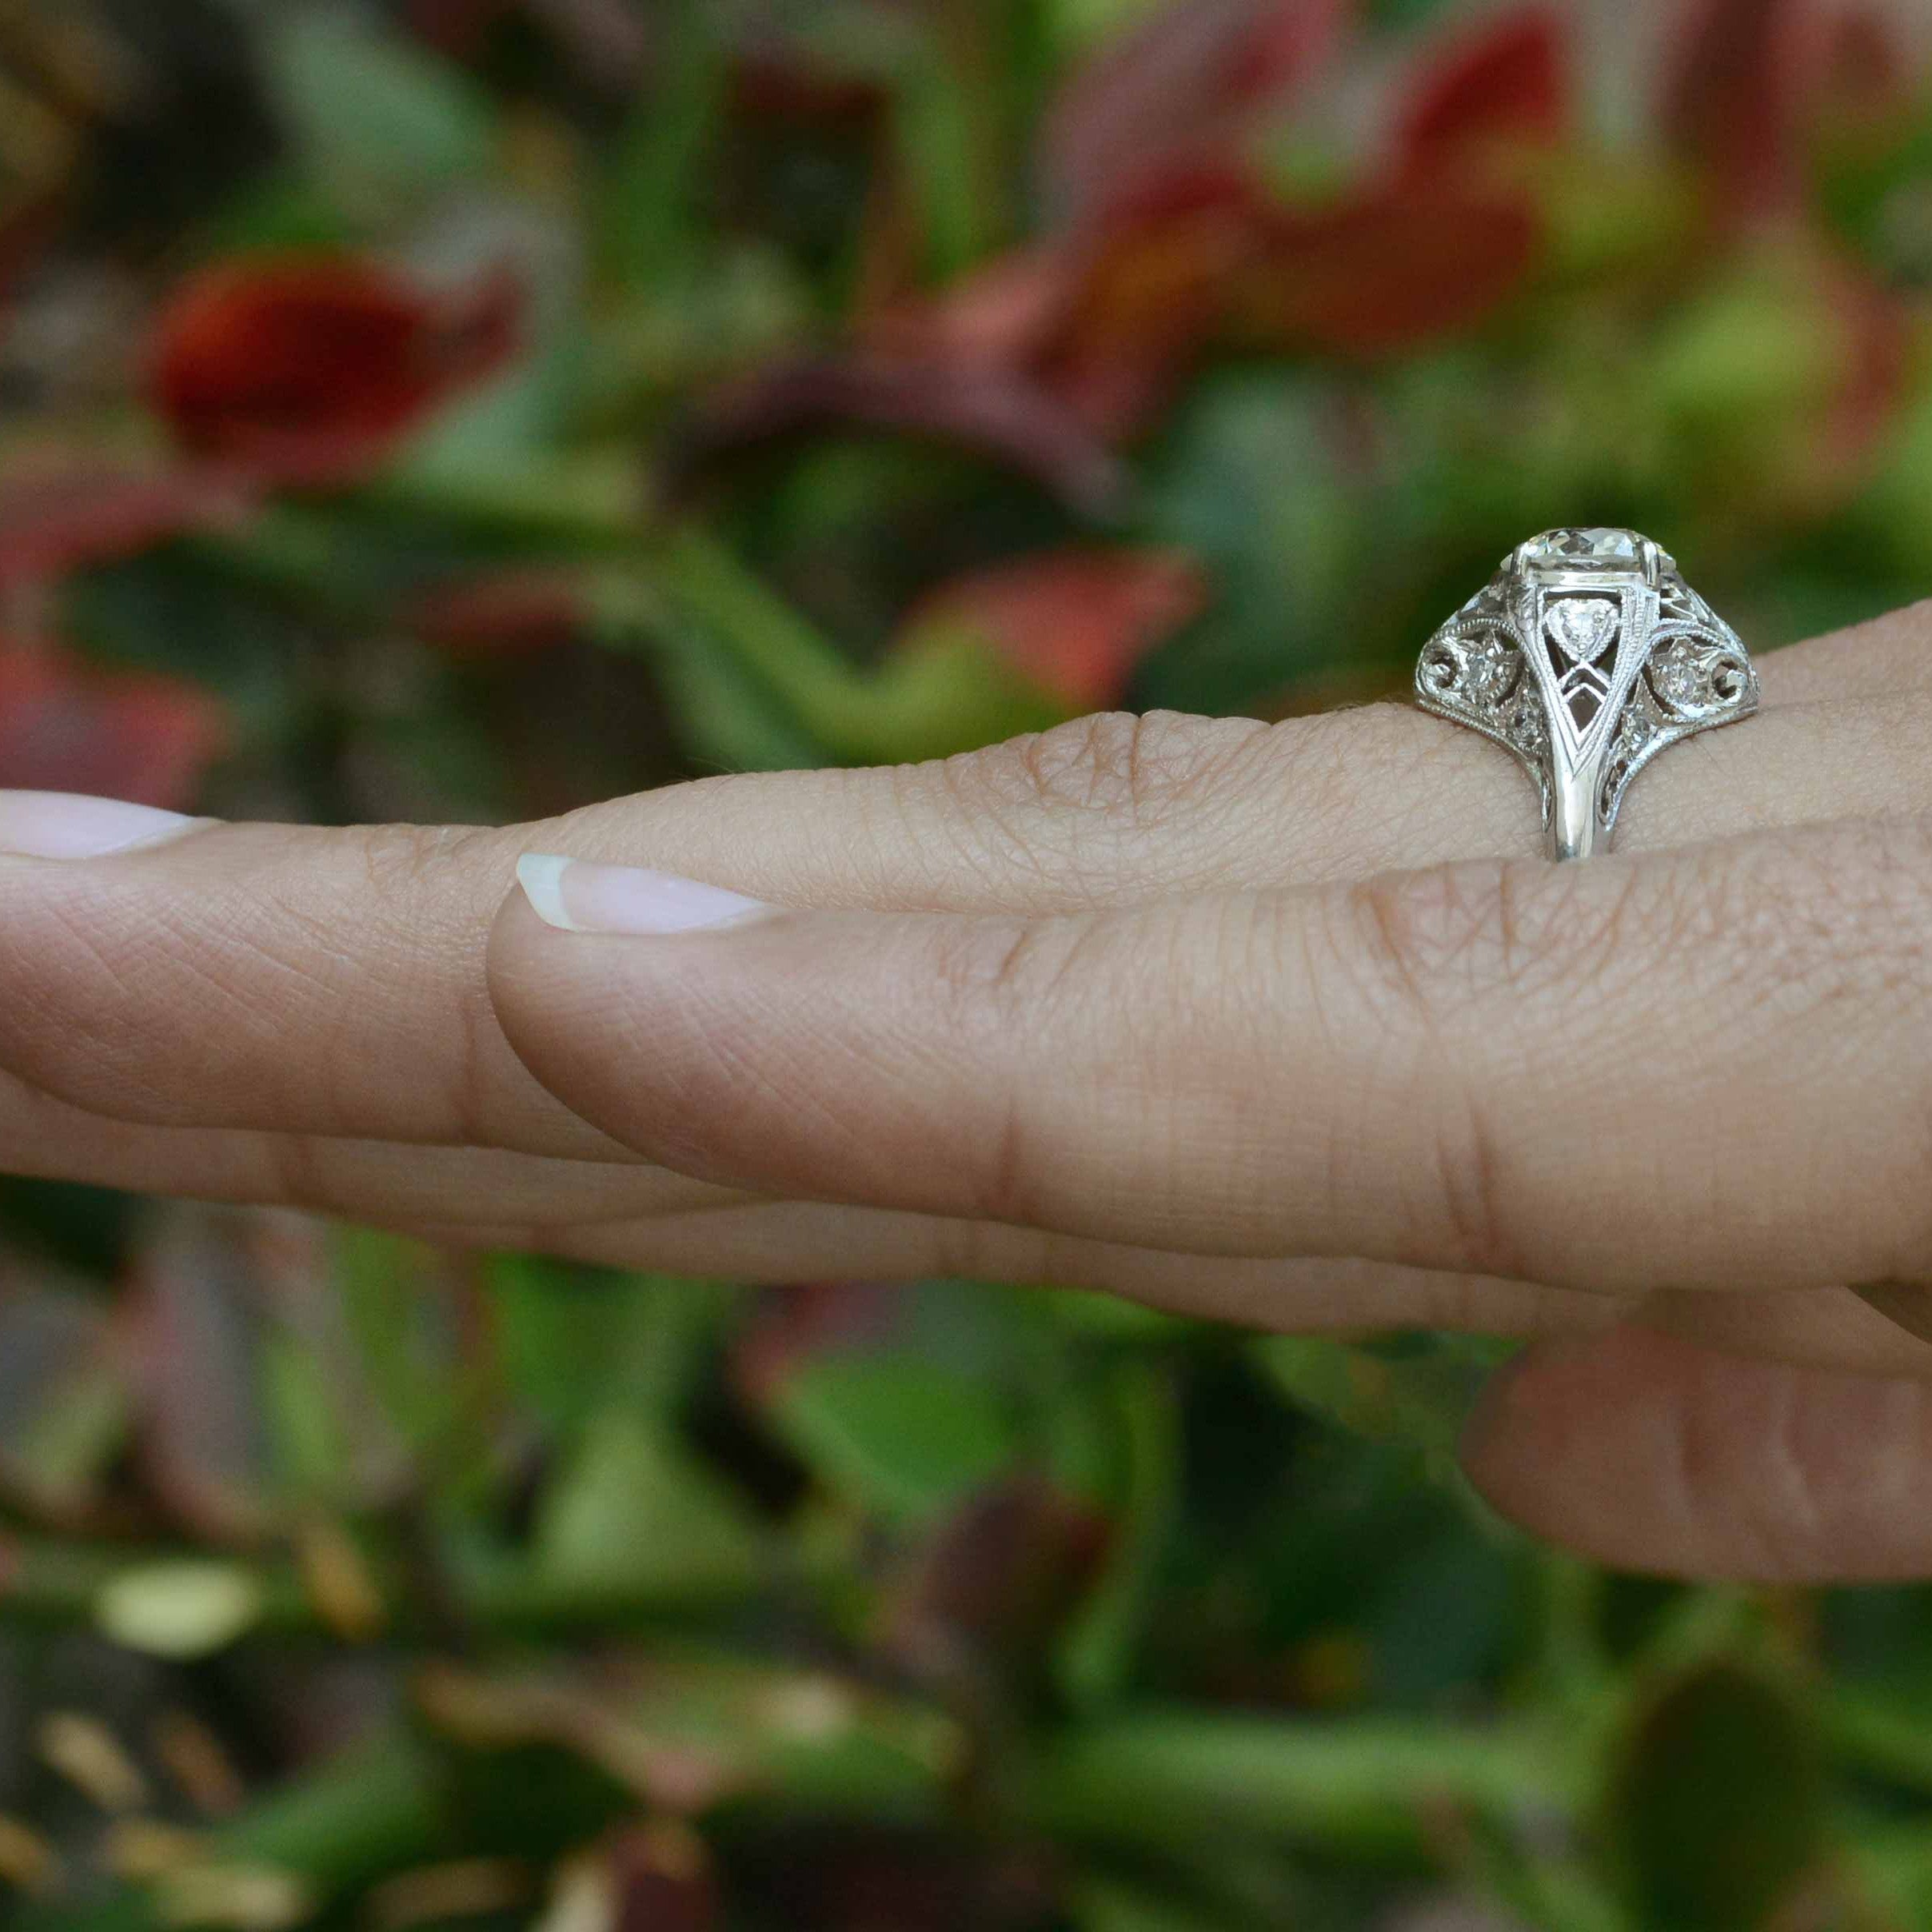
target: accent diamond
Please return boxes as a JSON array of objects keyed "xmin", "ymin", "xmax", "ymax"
[
  {"xmin": 1546, "ymin": 598, "xmax": 1619, "ymax": 665},
  {"xmin": 1461, "ymin": 634, "xmax": 1516, "ymax": 703},
  {"xmin": 1652, "ymin": 643, "xmax": 1709, "ymax": 709}
]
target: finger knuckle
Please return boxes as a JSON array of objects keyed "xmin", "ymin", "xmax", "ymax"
[
  {"xmin": 352, "ymin": 821, "xmax": 506, "ymax": 920},
  {"xmin": 931, "ymin": 913, "xmax": 1093, "ymax": 1023},
  {"xmin": 937, "ymin": 711, "xmax": 1271, "ymax": 851},
  {"xmin": 1340, "ymin": 859, "xmax": 1650, "ymax": 1279},
  {"xmin": 1348, "ymin": 859, "xmax": 1523, "ymax": 1013},
  {"xmin": 925, "ymin": 915, "xmax": 1098, "ymax": 1224}
]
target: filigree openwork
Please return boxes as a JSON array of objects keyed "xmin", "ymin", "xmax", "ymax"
[{"xmin": 1415, "ymin": 529, "xmax": 1758, "ymax": 860}]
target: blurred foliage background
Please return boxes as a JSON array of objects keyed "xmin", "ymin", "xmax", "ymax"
[{"xmin": 4, "ymin": 0, "xmax": 1932, "ymax": 1926}]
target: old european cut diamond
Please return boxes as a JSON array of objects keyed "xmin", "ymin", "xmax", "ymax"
[{"xmin": 1524, "ymin": 528, "xmax": 1648, "ymax": 573}]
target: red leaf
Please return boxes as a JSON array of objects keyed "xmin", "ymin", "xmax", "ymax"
[
  {"xmin": 1051, "ymin": 169, "xmax": 1273, "ymax": 433},
  {"xmin": 732, "ymin": 1283, "xmax": 902, "ymax": 1412},
  {"xmin": 865, "ymin": 247, "xmax": 1084, "ymax": 372},
  {"xmin": 609, "ymin": 1823, "xmax": 721, "ymax": 1932},
  {"xmin": 1039, "ymin": 0, "xmax": 1347, "ymax": 228},
  {"xmin": 906, "ymin": 549, "xmax": 1207, "ymax": 711},
  {"xmin": 120, "ymin": 1208, "xmax": 293, "ymax": 1543},
  {"xmin": 1234, "ymin": 179, "xmax": 1540, "ymax": 357},
  {"xmin": 0, "ymin": 465, "xmax": 256, "ymax": 598},
  {"xmin": 1814, "ymin": 5, "xmax": 1914, "ymax": 122},
  {"xmin": 0, "ymin": 646, "xmax": 227, "ymax": 810},
  {"xmin": 405, "ymin": 569, "xmax": 589, "ymax": 656},
  {"xmin": 1398, "ymin": 7, "xmax": 1571, "ymax": 170},
  {"xmin": 1659, "ymin": 0, "xmax": 1815, "ymax": 216},
  {"xmin": 149, "ymin": 256, "xmax": 521, "ymax": 485},
  {"xmin": 0, "ymin": 190, "xmax": 64, "ymax": 317},
  {"xmin": 885, "ymin": 1475, "xmax": 1111, "ymax": 1686},
  {"xmin": 405, "ymin": 0, "xmax": 517, "ymax": 58},
  {"xmin": 664, "ymin": 356, "xmax": 1131, "ymax": 518},
  {"xmin": 1820, "ymin": 256, "xmax": 1912, "ymax": 481}
]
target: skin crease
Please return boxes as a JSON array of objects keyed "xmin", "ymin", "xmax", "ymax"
[{"xmin": 2, "ymin": 603, "xmax": 1932, "ymax": 1578}]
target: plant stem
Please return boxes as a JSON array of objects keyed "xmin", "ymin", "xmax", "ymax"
[{"xmin": 0, "ymin": 1533, "xmax": 773, "ymax": 1637}]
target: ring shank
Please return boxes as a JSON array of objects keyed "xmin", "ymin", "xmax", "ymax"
[{"xmin": 1551, "ymin": 769, "xmax": 1599, "ymax": 863}]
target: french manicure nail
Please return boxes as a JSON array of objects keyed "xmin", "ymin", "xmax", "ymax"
[
  {"xmin": 516, "ymin": 854, "xmax": 776, "ymax": 936},
  {"xmin": 0, "ymin": 790, "xmax": 201, "ymax": 860}
]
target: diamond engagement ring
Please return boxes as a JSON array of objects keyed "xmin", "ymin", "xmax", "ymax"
[{"xmin": 1415, "ymin": 528, "xmax": 1759, "ymax": 861}]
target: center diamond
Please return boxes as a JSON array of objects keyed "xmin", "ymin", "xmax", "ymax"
[
  {"xmin": 1546, "ymin": 597, "xmax": 1619, "ymax": 666},
  {"xmin": 1523, "ymin": 528, "xmax": 1655, "ymax": 577}
]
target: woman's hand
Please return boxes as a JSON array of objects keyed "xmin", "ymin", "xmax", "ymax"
[{"xmin": 4, "ymin": 602, "xmax": 1932, "ymax": 1579}]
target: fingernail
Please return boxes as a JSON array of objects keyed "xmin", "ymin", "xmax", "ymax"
[
  {"xmin": 516, "ymin": 854, "xmax": 776, "ymax": 936},
  {"xmin": 0, "ymin": 790, "xmax": 201, "ymax": 860}
]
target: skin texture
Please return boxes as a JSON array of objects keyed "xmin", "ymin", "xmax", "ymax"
[{"xmin": 3, "ymin": 601, "xmax": 1932, "ymax": 1579}]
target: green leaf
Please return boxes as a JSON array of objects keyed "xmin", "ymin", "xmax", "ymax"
[
  {"xmin": 261, "ymin": 1326, "xmax": 355, "ymax": 1505},
  {"xmin": 1252, "ymin": 1332, "xmax": 1504, "ymax": 1468},
  {"xmin": 487, "ymin": 1259, "xmax": 736, "ymax": 1435},
  {"xmin": 600, "ymin": 0, "xmax": 728, "ymax": 289},
  {"xmin": 1035, "ymin": 1286, "xmax": 1191, "ymax": 1339},
  {"xmin": 1138, "ymin": 373, "xmax": 1371, "ymax": 712},
  {"xmin": 1817, "ymin": 109, "xmax": 1932, "ymax": 285},
  {"xmin": 0, "ymin": 1286, "xmax": 126, "ymax": 1518},
  {"xmin": 333, "ymin": 1229, "xmax": 485, "ymax": 1465},
  {"xmin": 889, "ymin": 22, "xmax": 1003, "ymax": 281},
  {"xmin": 1057, "ymin": 1365, "xmax": 1180, "ymax": 1708},
  {"xmin": 635, "ymin": 609, "xmax": 831, "ymax": 772},
  {"xmin": 774, "ymin": 1355, "xmax": 1020, "ymax": 1525},
  {"xmin": 1045, "ymin": 0, "xmax": 1176, "ymax": 62},
  {"xmin": 261, "ymin": 10, "xmax": 497, "ymax": 220},
  {"xmin": 1068, "ymin": 1875, "xmax": 1239, "ymax": 1932},
  {"xmin": 1032, "ymin": 1710, "xmax": 1554, "ymax": 1861},
  {"xmin": 1367, "ymin": 0, "xmax": 1463, "ymax": 26},
  {"xmin": 1604, "ymin": 1661, "xmax": 1829, "ymax": 1932},
  {"xmin": 534, "ymin": 1413, "xmax": 765, "ymax": 1607},
  {"xmin": 97, "ymin": 1560, "xmax": 265, "ymax": 1660}
]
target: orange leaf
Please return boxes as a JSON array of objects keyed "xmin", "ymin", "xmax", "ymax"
[
  {"xmin": 0, "ymin": 647, "xmax": 227, "ymax": 811},
  {"xmin": 405, "ymin": 570, "xmax": 588, "ymax": 656},
  {"xmin": 1054, "ymin": 170, "xmax": 1274, "ymax": 433},
  {"xmin": 1039, "ymin": 0, "xmax": 1348, "ymax": 228},
  {"xmin": 0, "ymin": 466, "xmax": 255, "ymax": 597},
  {"xmin": 1234, "ymin": 180, "xmax": 1540, "ymax": 358},
  {"xmin": 149, "ymin": 255, "xmax": 521, "ymax": 485},
  {"xmin": 665, "ymin": 356, "xmax": 1130, "ymax": 518},
  {"xmin": 905, "ymin": 549, "xmax": 1207, "ymax": 711},
  {"xmin": 1660, "ymin": 0, "xmax": 1815, "ymax": 217},
  {"xmin": 1398, "ymin": 6, "xmax": 1571, "ymax": 170}
]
